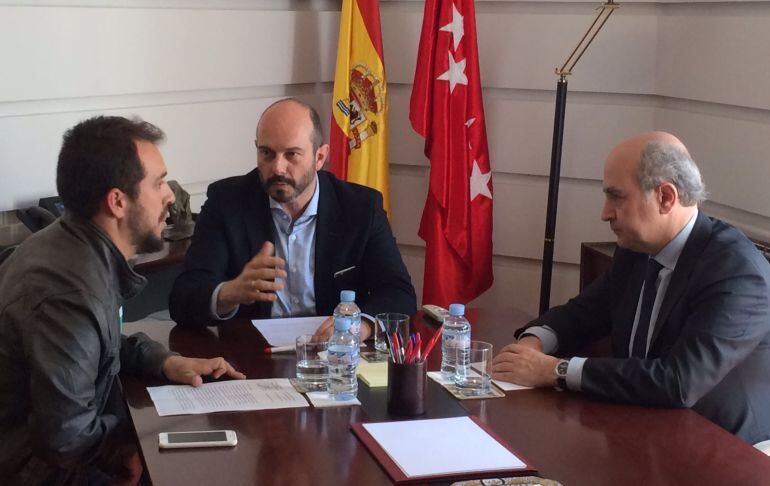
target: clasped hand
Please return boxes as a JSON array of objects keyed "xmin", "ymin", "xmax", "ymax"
[{"xmin": 490, "ymin": 336, "xmax": 559, "ymax": 388}]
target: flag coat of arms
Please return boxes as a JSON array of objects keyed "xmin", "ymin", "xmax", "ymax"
[
  {"xmin": 330, "ymin": 0, "xmax": 390, "ymax": 214},
  {"xmin": 410, "ymin": 0, "xmax": 494, "ymax": 307}
]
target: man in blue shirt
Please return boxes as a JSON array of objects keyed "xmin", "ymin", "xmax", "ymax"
[
  {"xmin": 491, "ymin": 132, "xmax": 770, "ymax": 444},
  {"xmin": 170, "ymin": 98, "xmax": 416, "ymax": 338}
]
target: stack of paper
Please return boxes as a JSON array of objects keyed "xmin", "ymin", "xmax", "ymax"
[
  {"xmin": 357, "ymin": 360, "xmax": 388, "ymax": 387},
  {"xmin": 355, "ymin": 417, "xmax": 534, "ymax": 481},
  {"xmin": 147, "ymin": 379, "xmax": 309, "ymax": 416},
  {"xmin": 252, "ymin": 316, "xmax": 328, "ymax": 347}
]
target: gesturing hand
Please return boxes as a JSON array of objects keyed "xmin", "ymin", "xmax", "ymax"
[
  {"xmin": 162, "ymin": 355, "xmax": 247, "ymax": 387},
  {"xmin": 217, "ymin": 241, "xmax": 287, "ymax": 314}
]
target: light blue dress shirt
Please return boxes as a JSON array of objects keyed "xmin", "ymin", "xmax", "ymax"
[
  {"xmin": 210, "ymin": 177, "xmax": 320, "ymax": 319},
  {"xmin": 525, "ymin": 209, "xmax": 699, "ymax": 390}
]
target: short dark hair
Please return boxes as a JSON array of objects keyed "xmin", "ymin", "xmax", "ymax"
[
  {"xmin": 56, "ymin": 116, "xmax": 165, "ymax": 218},
  {"xmin": 260, "ymin": 98, "xmax": 324, "ymax": 152}
]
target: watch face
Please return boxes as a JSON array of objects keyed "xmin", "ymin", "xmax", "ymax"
[{"xmin": 556, "ymin": 360, "xmax": 569, "ymax": 376}]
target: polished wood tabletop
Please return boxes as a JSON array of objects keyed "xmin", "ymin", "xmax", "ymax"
[
  {"xmin": 130, "ymin": 238, "xmax": 190, "ymax": 274},
  {"xmin": 121, "ymin": 308, "xmax": 770, "ymax": 485}
]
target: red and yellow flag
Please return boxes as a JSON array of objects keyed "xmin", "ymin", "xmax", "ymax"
[{"xmin": 329, "ymin": 0, "xmax": 390, "ymax": 214}]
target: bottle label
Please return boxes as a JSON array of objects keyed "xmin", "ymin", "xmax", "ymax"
[
  {"xmin": 443, "ymin": 333, "xmax": 470, "ymax": 349},
  {"xmin": 328, "ymin": 348, "xmax": 359, "ymax": 366}
]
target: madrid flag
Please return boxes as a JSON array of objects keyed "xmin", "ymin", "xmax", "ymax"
[
  {"xmin": 330, "ymin": 0, "xmax": 390, "ymax": 214},
  {"xmin": 410, "ymin": 0, "xmax": 493, "ymax": 307}
]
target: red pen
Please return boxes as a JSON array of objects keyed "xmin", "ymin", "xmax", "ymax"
[
  {"xmin": 415, "ymin": 333, "xmax": 422, "ymax": 363},
  {"xmin": 404, "ymin": 339, "xmax": 414, "ymax": 364},
  {"xmin": 264, "ymin": 345, "xmax": 294, "ymax": 354},
  {"xmin": 391, "ymin": 332, "xmax": 401, "ymax": 363},
  {"xmin": 421, "ymin": 327, "xmax": 443, "ymax": 362}
]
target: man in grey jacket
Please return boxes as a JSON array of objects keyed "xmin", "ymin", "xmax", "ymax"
[{"xmin": 0, "ymin": 116, "xmax": 245, "ymax": 485}]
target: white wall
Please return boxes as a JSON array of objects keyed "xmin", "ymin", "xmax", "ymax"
[{"xmin": 1, "ymin": 0, "xmax": 768, "ymax": 316}]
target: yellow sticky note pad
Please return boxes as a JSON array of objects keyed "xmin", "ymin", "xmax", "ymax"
[{"xmin": 357, "ymin": 360, "xmax": 388, "ymax": 388}]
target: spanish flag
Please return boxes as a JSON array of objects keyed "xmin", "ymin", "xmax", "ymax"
[{"xmin": 329, "ymin": 0, "xmax": 390, "ymax": 214}]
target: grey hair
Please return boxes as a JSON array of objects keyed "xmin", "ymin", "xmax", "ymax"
[{"xmin": 638, "ymin": 141, "xmax": 707, "ymax": 206}]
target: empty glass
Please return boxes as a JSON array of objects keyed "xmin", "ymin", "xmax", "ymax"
[
  {"xmin": 374, "ymin": 313, "xmax": 410, "ymax": 356},
  {"xmin": 453, "ymin": 341, "xmax": 493, "ymax": 396}
]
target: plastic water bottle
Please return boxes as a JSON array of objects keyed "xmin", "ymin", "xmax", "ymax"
[
  {"xmin": 327, "ymin": 316, "xmax": 359, "ymax": 400},
  {"xmin": 333, "ymin": 290, "xmax": 362, "ymax": 343},
  {"xmin": 441, "ymin": 303, "xmax": 471, "ymax": 379}
]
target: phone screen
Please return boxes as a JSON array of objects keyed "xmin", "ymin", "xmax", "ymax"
[{"xmin": 167, "ymin": 431, "xmax": 228, "ymax": 443}]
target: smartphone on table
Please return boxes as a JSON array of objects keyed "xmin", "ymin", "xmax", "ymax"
[{"xmin": 158, "ymin": 430, "xmax": 237, "ymax": 449}]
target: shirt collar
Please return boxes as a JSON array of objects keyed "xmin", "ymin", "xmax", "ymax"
[
  {"xmin": 654, "ymin": 208, "xmax": 698, "ymax": 270},
  {"xmin": 269, "ymin": 175, "xmax": 320, "ymax": 221}
]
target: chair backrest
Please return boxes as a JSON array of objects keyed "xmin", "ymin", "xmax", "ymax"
[
  {"xmin": 15, "ymin": 206, "xmax": 57, "ymax": 233},
  {"xmin": 0, "ymin": 245, "xmax": 17, "ymax": 267}
]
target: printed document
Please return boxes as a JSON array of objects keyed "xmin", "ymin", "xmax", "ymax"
[
  {"xmin": 362, "ymin": 417, "xmax": 526, "ymax": 478},
  {"xmin": 252, "ymin": 316, "xmax": 329, "ymax": 347},
  {"xmin": 147, "ymin": 379, "xmax": 309, "ymax": 416}
]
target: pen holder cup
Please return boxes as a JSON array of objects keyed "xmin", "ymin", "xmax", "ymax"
[{"xmin": 387, "ymin": 359, "xmax": 427, "ymax": 416}]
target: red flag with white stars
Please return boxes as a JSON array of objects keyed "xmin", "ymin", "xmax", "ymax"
[{"xmin": 410, "ymin": 0, "xmax": 493, "ymax": 308}]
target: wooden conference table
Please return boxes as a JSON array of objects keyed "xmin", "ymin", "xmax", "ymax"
[{"xmin": 121, "ymin": 309, "xmax": 770, "ymax": 485}]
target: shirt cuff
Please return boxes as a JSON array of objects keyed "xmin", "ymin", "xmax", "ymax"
[
  {"xmin": 566, "ymin": 357, "xmax": 587, "ymax": 391},
  {"xmin": 520, "ymin": 325, "xmax": 558, "ymax": 354},
  {"xmin": 360, "ymin": 313, "xmax": 375, "ymax": 341},
  {"xmin": 210, "ymin": 282, "xmax": 239, "ymax": 320}
]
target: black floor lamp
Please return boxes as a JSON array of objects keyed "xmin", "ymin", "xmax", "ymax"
[{"xmin": 539, "ymin": 1, "xmax": 619, "ymax": 315}]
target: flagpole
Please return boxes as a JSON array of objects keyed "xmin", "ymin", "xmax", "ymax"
[{"xmin": 539, "ymin": 0, "xmax": 618, "ymax": 315}]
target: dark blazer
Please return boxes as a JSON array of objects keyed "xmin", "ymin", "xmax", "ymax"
[
  {"xmin": 169, "ymin": 169, "xmax": 416, "ymax": 327},
  {"xmin": 517, "ymin": 212, "xmax": 770, "ymax": 444}
]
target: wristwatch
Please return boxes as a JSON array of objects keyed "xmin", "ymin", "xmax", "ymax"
[{"xmin": 554, "ymin": 359, "xmax": 569, "ymax": 391}]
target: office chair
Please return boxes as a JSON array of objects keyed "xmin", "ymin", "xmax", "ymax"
[
  {"xmin": 16, "ymin": 206, "xmax": 57, "ymax": 233},
  {"xmin": 0, "ymin": 245, "xmax": 17, "ymax": 267}
]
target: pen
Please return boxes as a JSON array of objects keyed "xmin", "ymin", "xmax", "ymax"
[
  {"xmin": 264, "ymin": 345, "xmax": 295, "ymax": 354},
  {"xmin": 391, "ymin": 332, "xmax": 401, "ymax": 363},
  {"xmin": 421, "ymin": 327, "xmax": 443, "ymax": 362},
  {"xmin": 404, "ymin": 339, "xmax": 414, "ymax": 364}
]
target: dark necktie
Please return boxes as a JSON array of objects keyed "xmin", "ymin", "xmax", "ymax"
[{"xmin": 632, "ymin": 258, "xmax": 664, "ymax": 358}]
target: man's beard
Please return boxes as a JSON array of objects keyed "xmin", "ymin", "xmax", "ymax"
[
  {"xmin": 128, "ymin": 204, "xmax": 165, "ymax": 254},
  {"xmin": 263, "ymin": 171, "xmax": 314, "ymax": 203}
]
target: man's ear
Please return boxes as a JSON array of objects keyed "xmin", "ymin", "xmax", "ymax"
[
  {"xmin": 104, "ymin": 188, "xmax": 129, "ymax": 219},
  {"xmin": 658, "ymin": 182, "xmax": 678, "ymax": 214},
  {"xmin": 315, "ymin": 143, "xmax": 330, "ymax": 171}
]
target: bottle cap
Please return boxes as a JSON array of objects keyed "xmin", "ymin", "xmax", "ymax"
[
  {"xmin": 448, "ymin": 303, "xmax": 465, "ymax": 316},
  {"xmin": 334, "ymin": 316, "xmax": 353, "ymax": 331},
  {"xmin": 340, "ymin": 290, "xmax": 356, "ymax": 303}
]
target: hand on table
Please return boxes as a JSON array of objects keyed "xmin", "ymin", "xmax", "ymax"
[
  {"xmin": 311, "ymin": 317, "xmax": 373, "ymax": 342},
  {"xmin": 490, "ymin": 341, "xmax": 559, "ymax": 388},
  {"xmin": 217, "ymin": 241, "xmax": 287, "ymax": 315},
  {"xmin": 162, "ymin": 355, "xmax": 246, "ymax": 387}
]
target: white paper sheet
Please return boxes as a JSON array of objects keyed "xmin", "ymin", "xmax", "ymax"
[
  {"xmin": 362, "ymin": 417, "xmax": 526, "ymax": 478},
  {"xmin": 427, "ymin": 371, "xmax": 532, "ymax": 392},
  {"xmin": 492, "ymin": 379, "xmax": 532, "ymax": 392},
  {"xmin": 252, "ymin": 316, "xmax": 329, "ymax": 347},
  {"xmin": 305, "ymin": 391, "xmax": 361, "ymax": 408},
  {"xmin": 147, "ymin": 379, "xmax": 309, "ymax": 416}
]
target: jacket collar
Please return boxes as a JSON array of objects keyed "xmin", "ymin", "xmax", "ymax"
[
  {"xmin": 61, "ymin": 212, "xmax": 147, "ymax": 301},
  {"xmin": 649, "ymin": 210, "xmax": 713, "ymax": 348}
]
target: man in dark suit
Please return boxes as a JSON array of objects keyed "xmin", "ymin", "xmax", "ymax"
[
  {"xmin": 491, "ymin": 131, "xmax": 770, "ymax": 445},
  {"xmin": 169, "ymin": 98, "xmax": 416, "ymax": 339}
]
